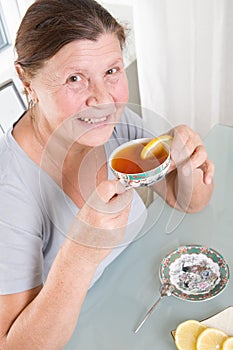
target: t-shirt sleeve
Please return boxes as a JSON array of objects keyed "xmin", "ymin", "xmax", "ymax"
[{"xmin": 0, "ymin": 183, "xmax": 43, "ymax": 295}]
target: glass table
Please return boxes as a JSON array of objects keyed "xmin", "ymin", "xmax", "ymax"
[{"xmin": 65, "ymin": 124, "xmax": 233, "ymax": 350}]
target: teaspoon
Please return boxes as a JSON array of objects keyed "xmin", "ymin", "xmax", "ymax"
[{"xmin": 134, "ymin": 283, "xmax": 175, "ymax": 333}]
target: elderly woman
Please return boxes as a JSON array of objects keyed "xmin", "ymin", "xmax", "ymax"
[{"xmin": 0, "ymin": 0, "xmax": 214, "ymax": 348}]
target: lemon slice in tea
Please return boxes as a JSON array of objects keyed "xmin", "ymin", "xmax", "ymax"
[
  {"xmin": 196, "ymin": 327, "xmax": 228, "ymax": 350},
  {"xmin": 174, "ymin": 320, "xmax": 207, "ymax": 350},
  {"xmin": 140, "ymin": 134, "xmax": 173, "ymax": 160}
]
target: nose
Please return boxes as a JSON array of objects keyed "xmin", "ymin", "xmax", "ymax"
[{"xmin": 86, "ymin": 81, "xmax": 113, "ymax": 107}]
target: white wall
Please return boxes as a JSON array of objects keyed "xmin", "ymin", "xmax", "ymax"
[{"xmin": 133, "ymin": 0, "xmax": 233, "ymax": 136}]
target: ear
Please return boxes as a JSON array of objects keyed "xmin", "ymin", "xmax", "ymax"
[{"xmin": 15, "ymin": 64, "xmax": 39, "ymax": 103}]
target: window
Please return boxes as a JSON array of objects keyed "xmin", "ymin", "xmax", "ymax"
[
  {"xmin": 0, "ymin": 79, "xmax": 26, "ymax": 133},
  {"xmin": 0, "ymin": 3, "xmax": 10, "ymax": 52}
]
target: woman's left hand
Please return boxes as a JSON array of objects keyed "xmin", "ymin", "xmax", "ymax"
[{"xmin": 169, "ymin": 125, "xmax": 214, "ymax": 185}]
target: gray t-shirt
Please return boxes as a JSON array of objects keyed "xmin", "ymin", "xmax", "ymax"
[{"xmin": 0, "ymin": 107, "xmax": 153, "ymax": 295}]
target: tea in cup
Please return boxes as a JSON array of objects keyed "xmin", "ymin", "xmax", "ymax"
[{"xmin": 109, "ymin": 135, "xmax": 172, "ymax": 188}]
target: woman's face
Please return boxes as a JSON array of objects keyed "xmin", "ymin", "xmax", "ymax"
[{"xmin": 30, "ymin": 33, "xmax": 129, "ymax": 146}]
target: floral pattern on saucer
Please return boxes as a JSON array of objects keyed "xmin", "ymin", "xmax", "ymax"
[{"xmin": 159, "ymin": 245, "xmax": 230, "ymax": 301}]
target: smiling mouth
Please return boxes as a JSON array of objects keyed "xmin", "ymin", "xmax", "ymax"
[{"xmin": 78, "ymin": 115, "xmax": 108, "ymax": 124}]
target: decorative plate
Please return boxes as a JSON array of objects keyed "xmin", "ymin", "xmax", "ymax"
[{"xmin": 159, "ymin": 245, "xmax": 230, "ymax": 301}]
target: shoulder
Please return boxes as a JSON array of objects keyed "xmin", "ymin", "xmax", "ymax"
[
  {"xmin": 0, "ymin": 130, "xmax": 32, "ymax": 191},
  {"xmin": 0, "ymin": 131, "xmax": 18, "ymax": 184},
  {"xmin": 0, "ymin": 129, "xmax": 45, "ymax": 231}
]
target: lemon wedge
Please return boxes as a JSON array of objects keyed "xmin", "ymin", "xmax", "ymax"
[
  {"xmin": 174, "ymin": 320, "xmax": 207, "ymax": 350},
  {"xmin": 140, "ymin": 134, "xmax": 173, "ymax": 160},
  {"xmin": 196, "ymin": 327, "xmax": 228, "ymax": 350},
  {"xmin": 223, "ymin": 337, "xmax": 233, "ymax": 350}
]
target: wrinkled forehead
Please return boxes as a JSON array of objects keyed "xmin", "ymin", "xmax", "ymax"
[{"xmin": 40, "ymin": 34, "xmax": 123, "ymax": 74}]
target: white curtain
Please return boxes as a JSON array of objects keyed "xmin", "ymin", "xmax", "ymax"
[{"xmin": 133, "ymin": 0, "xmax": 233, "ymax": 137}]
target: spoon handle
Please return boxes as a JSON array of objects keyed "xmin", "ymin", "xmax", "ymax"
[{"xmin": 134, "ymin": 295, "xmax": 163, "ymax": 333}]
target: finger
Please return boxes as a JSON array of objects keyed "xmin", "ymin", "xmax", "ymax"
[
  {"xmin": 170, "ymin": 129, "xmax": 189, "ymax": 162},
  {"xmin": 96, "ymin": 180, "xmax": 126, "ymax": 203},
  {"xmin": 182, "ymin": 145, "xmax": 207, "ymax": 176},
  {"xmin": 199, "ymin": 159, "xmax": 215, "ymax": 185},
  {"xmin": 89, "ymin": 180, "xmax": 133, "ymax": 214},
  {"xmin": 170, "ymin": 126, "xmax": 201, "ymax": 164}
]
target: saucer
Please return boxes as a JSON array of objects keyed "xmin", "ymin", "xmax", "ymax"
[{"xmin": 159, "ymin": 245, "xmax": 230, "ymax": 301}]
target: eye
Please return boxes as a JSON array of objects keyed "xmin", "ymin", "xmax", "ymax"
[
  {"xmin": 106, "ymin": 68, "xmax": 117, "ymax": 75},
  {"xmin": 68, "ymin": 74, "xmax": 82, "ymax": 83},
  {"xmin": 66, "ymin": 73, "xmax": 88, "ymax": 92},
  {"xmin": 105, "ymin": 66, "xmax": 123, "ymax": 84}
]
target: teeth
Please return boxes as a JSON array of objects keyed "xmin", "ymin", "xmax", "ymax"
[{"xmin": 79, "ymin": 116, "xmax": 107, "ymax": 124}]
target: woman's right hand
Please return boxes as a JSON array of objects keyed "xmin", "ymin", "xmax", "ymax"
[{"xmin": 67, "ymin": 180, "xmax": 133, "ymax": 265}]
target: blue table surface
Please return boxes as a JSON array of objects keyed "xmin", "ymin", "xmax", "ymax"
[{"xmin": 64, "ymin": 124, "xmax": 233, "ymax": 350}]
